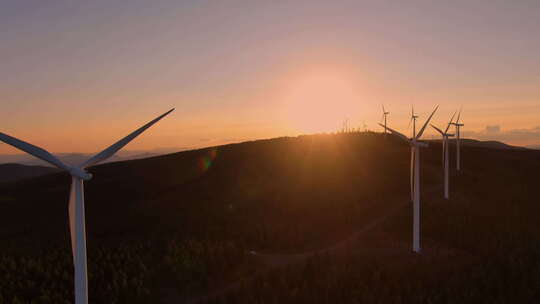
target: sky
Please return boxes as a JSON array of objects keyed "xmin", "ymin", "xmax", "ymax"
[{"xmin": 1, "ymin": 0, "xmax": 540, "ymax": 154}]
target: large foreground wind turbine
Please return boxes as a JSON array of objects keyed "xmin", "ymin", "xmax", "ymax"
[
  {"xmin": 381, "ymin": 104, "xmax": 390, "ymax": 137},
  {"xmin": 379, "ymin": 106, "xmax": 438, "ymax": 253},
  {"xmin": 450, "ymin": 109, "xmax": 464, "ymax": 171},
  {"xmin": 431, "ymin": 112, "xmax": 456, "ymax": 199},
  {"xmin": 0, "ymin": 109, "xmax": 174, "ymax": 304}
]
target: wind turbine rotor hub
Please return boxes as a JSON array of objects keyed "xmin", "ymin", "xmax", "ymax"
[{"xmin": 69, "ymin": 167, "xmax": 93, "ymax": 181}]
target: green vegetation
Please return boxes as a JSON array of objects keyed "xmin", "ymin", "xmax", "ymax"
[
  {"xmin": 0, "ymin": 244, "xmax": 150, "ymax": 304},
  {"xmin": 0, "ymin": 240, "xmax": 251, "ymax": 303}
]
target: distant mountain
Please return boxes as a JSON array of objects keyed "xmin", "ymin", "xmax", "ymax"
[
  {"xmin": 526, "ymin": 144, "xmax": 540, "ymax": 150},
  {"xmin": 0, "ymin": 163, "xmax": 60, "ymax": 183},
  {"xmin": 0, "ymin": 147, "xmax": 187, "ymax": 167},
  {"xmin": 429, "ymin": 138, "xmax": 528, "ymax": 150}
]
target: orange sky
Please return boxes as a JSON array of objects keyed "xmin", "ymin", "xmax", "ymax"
[{"xmin": 2, "ymin": 1, "xmax": 539, "ymax": 154}]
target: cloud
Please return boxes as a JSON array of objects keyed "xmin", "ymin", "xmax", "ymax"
[
  {"xmin": 485, "ymin": 125, "xmax": 501, "ymax": 133},
  {"xmin": 462, "ymin": 125, "xmax": 540, "ymax": 146}
]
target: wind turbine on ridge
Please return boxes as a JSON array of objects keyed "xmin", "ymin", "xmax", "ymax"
[
  {"xmin": 379, "ymin": 105, "xmax": 438, "ymax": 253},
  {"xmin": 450, "ymin": 109, "xmax": 464, "ymax": 171},
  {"xmin": 408, "ymin": 105, "xmax": 419, "ymax": 137},
  {"xmin": 0, "ymin": 109, "xmax": 174, "ymax": 304},
  {"xmin": 431, "ymin": 111, "xmax": 456, "ymax": 199},
  {"xmin": 381, "ymin": 104, "xmax": 390, "ymax": 137}
]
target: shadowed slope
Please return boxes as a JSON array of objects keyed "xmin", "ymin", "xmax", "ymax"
[{"xmin": 0, "ymin": 163, "xmax": 60, "ymax": 183}]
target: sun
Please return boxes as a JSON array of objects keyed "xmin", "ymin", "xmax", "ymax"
[{"xmin": 279, "ymin": 69, "xmax": 363, "ymax": 134}]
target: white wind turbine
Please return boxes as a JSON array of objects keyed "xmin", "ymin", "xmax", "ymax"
[
  {"xmin": 407, "ymin": 105, "xmax": 419, "ymax": 138},
  {"xmin": 430, "ymin": 111, "xmax": 456, "ymax": 199},
  {"xmin": 450, "ymin": 109, "xmax": 464, "ymax": 171},
  {"xmin": 0, "ymin": 109, "xmax": 174, "ymax": 304},
  {"xmin": 379, "ymin": 105, "xmax": 438, "ymax": 253},
  {"xmin": 381, "ymin": 104, "xmax": 390, "ymax": 137}
]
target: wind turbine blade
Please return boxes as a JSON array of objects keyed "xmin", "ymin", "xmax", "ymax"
[
  {"xmin": 456, "ymin": 108, "xmax": 462, "ymax": 124},
  {"xmin": 416, "ymin": 106, "xmax": 439, "ymax": 139},
  {"xmin": 80, "ymin": 108, "xmax": 174, "ymax": 168},
  {"xmin": 0, "ymin": 132, "xmax": 71, "ymax": 171},
  {"xmin": 378, "ymin": 123, "xmax": 409, "ymax": 143},
  {"xmin": 382, "ymin": 104, "xmax": 386, "ymax": 113},
  {"xmin": 407, "ymin": 116, "xmax": 413, "ymax": 129},
  {"xmin": 430, "ymin": 124, "xmax": 444, "ymax": 135},
  {"xmin": 445, "ymin": 111, "xmax": 457, "ymax": 133}
]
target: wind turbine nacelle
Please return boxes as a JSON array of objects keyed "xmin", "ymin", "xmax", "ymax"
[{"xmin": 69, "ymin": 167, "xmax": 93, "ymax": 181}]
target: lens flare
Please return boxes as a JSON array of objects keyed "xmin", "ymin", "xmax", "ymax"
[{"xmin": 199, "ymin": 149, "xmax": 218, "ymax": 172}]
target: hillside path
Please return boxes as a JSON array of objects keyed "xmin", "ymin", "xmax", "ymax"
[
  {"xmin": 179, "ymin": 199, "xmax": 411, "ymax": 304},
  {"xmin": 167, "ymin": 185, "xmax": 446, "ymax": 304}
]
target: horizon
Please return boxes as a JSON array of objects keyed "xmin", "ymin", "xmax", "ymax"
[
  {"xmin": 1, "ymin": 133, "xmax": 538, "ymax": 167},
  {"xmin": 2, "ymin": 0, "xmax": 540, "ymax": 154}
]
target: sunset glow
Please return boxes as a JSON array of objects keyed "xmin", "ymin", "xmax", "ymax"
[
  {"xmin": 1, "ymin": 1, "xmax": 540, "ymax": 155},
  {"xmin": 280, "ymin": 69, "xmax": 365, "ymax": 134}
]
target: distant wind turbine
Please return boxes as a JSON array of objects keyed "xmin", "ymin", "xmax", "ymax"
[
  {"xmin": 450, "ymin": 109, "xmax": 464, "ymax": 171},
  {"xmin": 0, "ymin": 109, "xmax": 174, "ymax": 304},
  {"xmin": 381, "ymin": 104, "xmax": 390, "ymax": 137},
  {"xmin": 431, "ymin": 111, "xmax": 456, "ymax": 199},
  {"xmin": 379, "ymin": 105, "xmax": 438, "ymax": 253},
  {"xmin": 407, "ymin": 105, "xmax": 419, "ymax": 138}
]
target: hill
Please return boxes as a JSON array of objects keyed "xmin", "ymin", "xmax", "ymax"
[
  {"xmin": 1, "ymin": 133, "xmax": 540, "ymax": 303},
  {"xmin": 459, "ymin": 138, "xmax": 527, "ymax": 150},
  {"xmin": 0, "ymin": 163, "xmax": 60, "ymax": 183}
]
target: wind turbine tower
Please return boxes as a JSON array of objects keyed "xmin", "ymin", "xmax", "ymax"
[
  {"xmin": 450, "ymin": 109, "xmax": 464, "ymax": 171},
  {"xmin": 431, "ymin": 111, "xmax": 456, "ymax": 199},
  {"xmin": 0, "ymin": 109, "xmax": 174, "ymax": 304},
  {"xmin": 409, "ymin": 105, "xmax": 419, "ymax": 138},
  {"xmin": 381, "ymin": 104, "xmax": 390, "ymax": 137},
  {"xmin": 380, "ymin": 106, "xmax": 438, "ymax": 253}
]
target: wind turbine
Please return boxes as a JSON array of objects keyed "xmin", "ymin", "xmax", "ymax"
[
  {"xmin": 450, "ymin": 109, "xmax": 464, "ymax": 171},
  {"xmin": 379, "ymin": 106, "xmax": 438, "ymax": 253},
  {"xmin": 381, "ymin": 104, "xmax": 390, "ymax": 137},
  {"xmin": 0, "ymin": 109, "xmax": 174, "ymax": 304},
  {"xmin": 431, "ymin": 111, "xmax": 456, "ymax": 199},
  {"xmin": 407, "ymin": 105, "xmax": 419, "ymax": 137}
]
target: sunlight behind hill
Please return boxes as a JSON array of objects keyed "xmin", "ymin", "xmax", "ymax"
[{"xmin": 279, "ymin": 69, "xmax": 366, "ymax": 134}]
